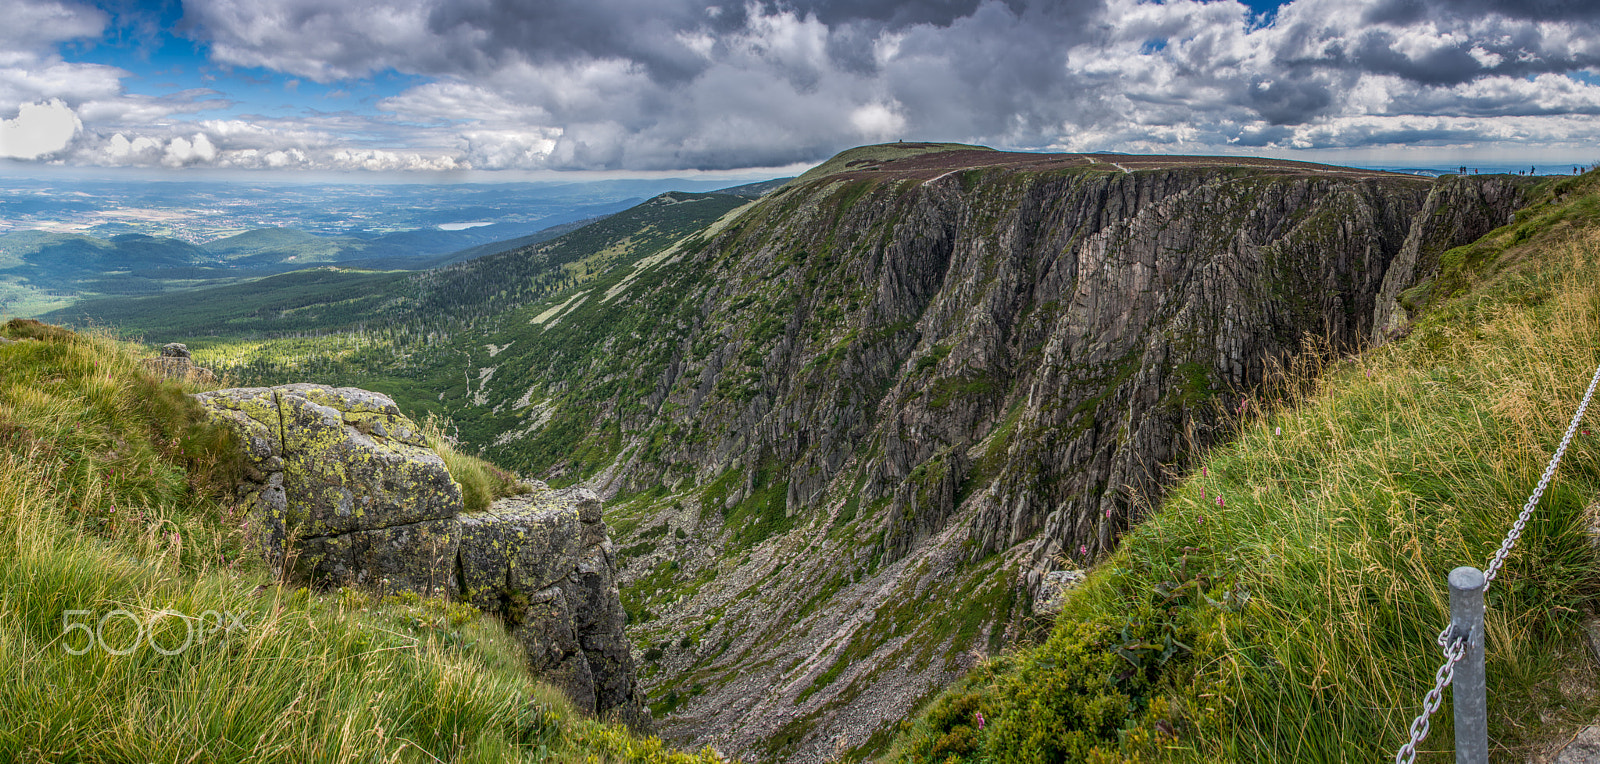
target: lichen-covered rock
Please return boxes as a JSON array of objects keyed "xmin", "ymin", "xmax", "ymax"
[
  {"xmin": 194, "ymin": 385, "xmax": 647, "ymax": 726},
  {"xmin": 1033, "ymin": 569, "xmax": 1087, "ymax": 616},
  {"xmin": 460, "ymin": 487, "xmax": 649, "ymax": 726},
  {"xmin": 274, "ymin": 383, "xmax": 456, "ymax": 538},
  {"xmin": 194, "ymin": 384, "xmax": 462, "ymax": 593},
  {"xmin": 457, "ymin": 492, "xmax": 583, "ymax": 611},
  {"xmin": 511, "ymin": 584, "xmax": 595, "ymax": 710},
  {"xmin": 569, "ymin": 542, "xmax": 646, "ymax": 725},
  {"xmin": 299, "ymin": 519, "xmax": 460, "ymax": 595}
]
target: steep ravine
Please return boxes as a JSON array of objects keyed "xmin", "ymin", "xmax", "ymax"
[{"xmin": 438, "ymin": 147, "xmax": 1531, "ymax": 762}]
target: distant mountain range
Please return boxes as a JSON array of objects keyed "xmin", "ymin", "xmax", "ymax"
[
  {"xmin": 41, "ymin": 190, "xmax": 753, "ymax": 338},
  {"xmin": 0, "ymin": 201, "xmax": 638, "ymax": 317}
]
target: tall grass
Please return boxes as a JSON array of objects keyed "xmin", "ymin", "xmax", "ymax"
[
  {"xmin": 422, "ymin": 413, "xmax": 532, "ymax": 513},
  {"xmin": 890, "ymin": 226, "xmax": 1600, "ymax": 760},
  {"xmin": 0, "ymin": 320, "xmax": 721, "ymax": 763}
]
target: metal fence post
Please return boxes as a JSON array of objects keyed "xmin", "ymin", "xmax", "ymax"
[{"xmin": 1449, "ymin": 566, "xmax": 1487, "ymax": 764}]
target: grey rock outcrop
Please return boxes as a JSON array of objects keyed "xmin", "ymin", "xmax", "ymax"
[
  {"xmin": 459, "ymin": 489, "xmax": 646, "ymax": 722},
  {"xmin": 1032, "ymin": 569, "xmax": 1087, "ymax": 617},
  {"xmin": 143, "ymin": 342, "xmax": 216, "ymax": 383},
  {"xmin": 195, "ymin": 384, "xmax": 460, "ymax": 592},
  {"xmin": 194, "ymin": 383, "xmax": 647, "ymax": 724}
]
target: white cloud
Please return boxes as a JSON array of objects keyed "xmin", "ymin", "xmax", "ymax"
[
  {"xmin": 849, "ymin": 102, "xmax": 906, "ymax": 140},
  {"xmin": 162, "ymin": 133, "xmax": 219, "ymax": 166},
  {"xmin": 1469, "ymin": 45, "xmax": 1504, "ymax": 68},
  {"xmin": 0, "ymin": 98, "xmax": 81, "ymax": 158},
  {"xmin": 0, "ymin": 0, "xmax": 106, "ymax": 56}
]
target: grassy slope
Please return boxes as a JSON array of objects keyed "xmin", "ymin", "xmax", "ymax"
[
  {"xmin": 0, "ymin": 319, "xmax": 721, "ymax": 764},
  {"xmin": 786, "ymin": 142, "xmax": 989, "ymax": 186},
  {"xmin": 886, "ymin": 172, "xmax": 1600, "ymax": 763}
]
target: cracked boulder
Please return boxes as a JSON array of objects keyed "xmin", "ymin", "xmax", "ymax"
[
  {"xmin": 194, "ymin": 384, "xmax": 649, "ymax": 727},
  {"xmin": 194, "ymin": 384, "xmax": 461, "ymax": 595}
]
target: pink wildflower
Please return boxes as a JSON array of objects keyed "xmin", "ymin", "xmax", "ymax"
[
  {"xmin": 1216, "ymin": 495, "xmax": 1224, "ymax": 507},
  {"xmin": 1105, "ymin": 508, "xmax": 1112, "ymax": 519},
  {"xmin": 1275, "ymin": 426, "xmax": 1281, "ymax": 436},
  {"xmin": 1201, "ymin": 466, "xmax": 1208, "ymax": 478},
  {"xmin": 975, "ymin": 710, "xmax": 985, "ymax": 730},
  {"xmin": 1197, "ymin": 515, "xmax": 1205, "ymax": 525},
  {"xmin": 1079, "ymin": 545, "xmax": 1088, "ymax": 556}
]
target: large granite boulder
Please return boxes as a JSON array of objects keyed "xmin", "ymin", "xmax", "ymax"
[
  {"xmin": 193, "ymin": 383, "xmax": 648, "ymax": 726},
  {"xmin": 194, "ymin": 384, "xmax": 461, "ymax": 594}
]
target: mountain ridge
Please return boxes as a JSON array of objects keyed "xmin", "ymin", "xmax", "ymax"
[{"xmin": 365, "ymin": 146, "xmax": 1533, "ymax": 760}]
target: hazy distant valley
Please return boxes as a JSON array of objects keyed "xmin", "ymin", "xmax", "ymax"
[{"xmin": 0, "ymin": 175, "xmax": 778, "ymax": 316}]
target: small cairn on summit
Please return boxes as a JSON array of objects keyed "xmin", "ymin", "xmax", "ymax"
[{"xmin": 142, "ymin": 342, "xmax": 217, "ymax": 384}]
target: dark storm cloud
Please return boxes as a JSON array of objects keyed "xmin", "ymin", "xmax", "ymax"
[
  {"xmin": 423, "ymin": 0, "xmax": 1042, "ymax": 82},
  {"xmin": 787, "ymin": 0, "xmax": 1017, "ymax": 27},
  {"xmin": 1244, "ymin": 71, "xmax": 1337, "ymax": 124},
  {"xmin": 1345, "ymin": 33, "xmax": 1488, "ymax": 85},
  {"xmin": 424, "ymin": 0, "xmax": 731, "ymax": 82},
  {"xmin": 1270, "ymin": 0, "xmax": 1600, "ymax": 92},
  {"xmin": 1275, "ymin": 21, "xmax": 1600, "ymax": 89},
  {"xmin": 881, "ymin": 1, "xmax": 1108, "ymax": 137},
  {"xmin": 1364, "ymin": 0, "xmax": 1600, "ymax": 24}
]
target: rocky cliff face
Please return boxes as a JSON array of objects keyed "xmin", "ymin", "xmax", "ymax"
[
  {"xmin": 424, "ymin": 147, "xmax": 1533, "ymax": 761},
  {"xmin": 194, "ymin": 384, "xmax": 647, "ymax": 725}
]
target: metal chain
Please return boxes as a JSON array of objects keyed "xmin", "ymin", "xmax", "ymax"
[
  {"xmin": 1393, "ymin": 361, "xmax": 1600, "ymax": 764},
  {"xmin": 1395, "ymin": 635, "xmax": 1469, "ymax": 764},
  {"xmin": 1482, "ymin": 362, "xmax": 1600, "ymax": 590}
]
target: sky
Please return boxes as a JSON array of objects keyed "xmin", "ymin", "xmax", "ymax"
[{"xmin": 1, "ymin": 0, "xmax": 1598, "ymax": 177}]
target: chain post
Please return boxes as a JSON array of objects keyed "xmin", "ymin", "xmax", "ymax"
[
  {"xmin": 1393, "ymin": 360, "xmax": 1600, "ymax": 764},
  {"xmin": 1448, "ymin": 567, "xmax": 1487, "ymax": 764}
]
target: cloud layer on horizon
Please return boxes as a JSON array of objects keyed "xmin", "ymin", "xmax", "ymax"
[{"xmin": 3, "ymin": 0, "xmax": 1599, "ymax": 172}]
